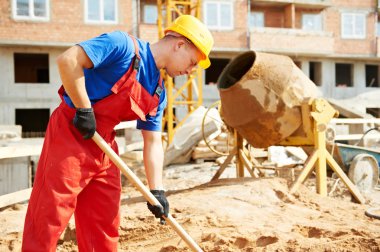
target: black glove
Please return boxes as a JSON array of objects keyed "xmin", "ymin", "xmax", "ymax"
[
  {"xmin": 147, "ymin": 190, "xmax": 169, "ymax": 225},
  {"xmin": 73, "ymin": 108, "xmax": 96, "ymax": 139}
]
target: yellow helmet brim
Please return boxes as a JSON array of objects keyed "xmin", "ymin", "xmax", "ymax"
[{"xmin": 199, "ymin": 57, "xmax": 211, "ymax": 69}]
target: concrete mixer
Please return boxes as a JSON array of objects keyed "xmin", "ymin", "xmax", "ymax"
[{"xmin": 210, "ymin": 51, "xmax": 365, "ymax": 203}]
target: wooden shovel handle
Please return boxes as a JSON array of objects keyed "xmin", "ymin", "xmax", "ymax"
[{"xmin": 92, "ymin": 132, "xmax": 203, "ymax": 252}]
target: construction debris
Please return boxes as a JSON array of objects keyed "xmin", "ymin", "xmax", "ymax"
[
  {"xmin": 328, "ymin": 90, "xmax": 380, "ymax": 118},
  {"xmin": 0, "ymin": 125, "xmax": 22, "ymax": 142},
  {"xmin": 164, "ymin": 106, "xmax": 221, "ymax": 166},
  {"xmin": 192, "ymin": 132, "xmax": 235, "ymax": 161}
]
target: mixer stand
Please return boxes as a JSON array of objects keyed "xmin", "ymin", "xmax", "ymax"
[{"xmin": 211, "ymin": 98, "xmax": 365, "ymax": 204}]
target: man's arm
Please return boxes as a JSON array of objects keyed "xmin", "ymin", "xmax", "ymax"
[
  {"xmin": 142, "ymin": 130, "xmax": 164, "ymax": 189},
  {"xmin": 56, "ymin": 45, "xmax": 93, "ymax": 109},
  {"xmin": 142, "ymin": 129, "xmax": 169, "ymax": 224},
  {"xmin": 57, "ymin": 45, "xmax": 97, "ymax": 139}
]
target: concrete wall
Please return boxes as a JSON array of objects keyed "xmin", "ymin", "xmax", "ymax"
[
  {"xmin": 0, "ymin": 0, "xmax": 379, "ymax": 125},
  {"xmin": 0, "ymin": 157, "xmax": 30, "ymax": 195},
  {"xmin": 0, "ymin": 46, "xmax": 63, "ymax": 124},
  {"xmin": 300, "ymin": 57, "xmax": 379, "ymax": 100}
]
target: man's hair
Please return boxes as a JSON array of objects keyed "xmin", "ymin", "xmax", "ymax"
[{"xmin": 164, "ymin": 32, "xmax": 194, "ymax": 48}]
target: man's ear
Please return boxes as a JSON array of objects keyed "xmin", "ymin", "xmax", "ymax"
[{"xmin": 174, "ymin": 39, "xmax": 186, "ymax": 51}]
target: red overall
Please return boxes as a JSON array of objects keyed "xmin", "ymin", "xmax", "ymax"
[{"xmin": 22, "ymin": 36, "xmax": 162, "ymax": 252}]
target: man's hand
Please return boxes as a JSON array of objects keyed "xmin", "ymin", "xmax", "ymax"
[
  {"xmin": 73, "ymin": 108, "xmax": 96, "ymax": 139},
  {"xmin": 147, "ymin": 190, "xmax": 169, "ymax": 225}
]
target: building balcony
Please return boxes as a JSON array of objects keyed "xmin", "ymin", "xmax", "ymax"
[
  {"xmin": 250, "ymin": 27, "xmax": 334, "ymax": 56},
  {"xmin": 252, "ymin": 0, "xmax": 332, "ymax": 9}
]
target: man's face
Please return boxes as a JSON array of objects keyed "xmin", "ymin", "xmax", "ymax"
[{"xmin": 165, "ymin": 38, "xmax": 203, "ymax": 77}]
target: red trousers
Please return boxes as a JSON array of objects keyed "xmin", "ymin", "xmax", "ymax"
[{"xmin": 22, "ymin": 102, "xmax": 121, "ymax": 251}]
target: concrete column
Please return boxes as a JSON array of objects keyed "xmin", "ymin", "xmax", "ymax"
[
  {"xmin": 321, "ymin": 60, "xmax": 334, "ymax": 98},
  {"xmin": 300, "ymin": 60, "xmax": 310, "ymax": 77},
  {"xmin": 354, "ymin": 63, "xmax": 365, "ymax": 93}
]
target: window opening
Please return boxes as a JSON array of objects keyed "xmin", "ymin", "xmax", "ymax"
[
  {"xmin": 85, "ymin": 0, "xmax": 117, "ymax": 23},
  {"xmin": 142, "ymin": 4, "xmax": 157, "ymax": 24},
  {"xmin": 335, "ymin": 63, "xmax": 353, "ymax": 87},
  {"xmin": 14, "ymin": 0, "xmax": 49, "ymax": 20},
  {"xmin": 309, "ymin": 61, "xmax": 322, "ymax": 86},
  {"xmin": 365, "ymin": 65, "xmax": 380, "ymax": 87},
  {"xmin": 302, "ymin": 13, "xmax": 322, "ymax": 31},
  {"xmin": 14, "ymin": 53, "xmax": 49, "ymax": 84},
  {"xmin": 15, "ymin": 109, "xmax": 50, "ymax": 138},
  {"xmin": 341, "ymin": 13, "xmax": 366, "ymax": 39},
  {"xmin": 249, "ymin": 11, "xmax": 264, "ymax": 28},
  {"xmin": 204, "ymin": 1, "xmax": 233, "ymax": 30}
]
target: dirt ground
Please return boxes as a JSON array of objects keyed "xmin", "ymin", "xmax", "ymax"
[{"xmin": 0, "ymin": 160, "xmax": 380, "ymax": 252}]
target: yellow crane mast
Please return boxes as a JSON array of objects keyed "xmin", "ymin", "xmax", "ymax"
[{"xmin": 156, "ymin": 0, "xmax": 204, "ymax": 145}]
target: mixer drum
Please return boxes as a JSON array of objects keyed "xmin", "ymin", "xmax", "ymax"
[{"xmin": 217, "ymin": 51, "xmax": 319, "ymax": 148}]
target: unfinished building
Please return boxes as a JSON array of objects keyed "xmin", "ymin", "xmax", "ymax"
[
  {"xmin": 0, "ymin": 0, "xmax": 380, "ymax": 195},
  {"xmin": 0, "ymin": 0, "xmax": 379, "ymax": 136}
]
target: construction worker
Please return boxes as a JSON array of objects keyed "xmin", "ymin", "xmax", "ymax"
[{"xmin": 22, "ymin": 15, "xmax": 213, "ymax": 251}]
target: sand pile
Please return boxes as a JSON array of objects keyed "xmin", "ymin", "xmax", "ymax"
[{"xmin": 0, "ymin": 162, "xmax": 379, "ymax": 251}]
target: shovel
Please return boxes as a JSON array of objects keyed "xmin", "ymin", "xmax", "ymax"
[{"xmin": 92, "ymin": 132, "xmax": 203, "ymax": 252}]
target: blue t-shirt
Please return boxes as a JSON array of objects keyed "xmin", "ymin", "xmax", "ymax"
[{"xmin": 63, "ymin": 31, "xmax": 166, "ymax": 131}]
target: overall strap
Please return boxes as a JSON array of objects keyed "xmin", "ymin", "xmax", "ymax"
[
  {"xmin": 111, "ymin": 34, "xmax": 141, "ymax": 94},
  {"xmin": 129, "ymin": 35, "xmax": 141, "ymax": 71},
  {"xmin": 154, "ymin": 75, "xmax": 163, "ymax": 98},
  {"xmin": 58, "ymin": 85, "xmax": 65, "ymax": 100},
  {"xmin": 149, "ymin": 75, "xmax": 164, "ymax": 116}
]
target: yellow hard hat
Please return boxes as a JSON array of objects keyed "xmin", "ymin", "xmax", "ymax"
[{"xmin": 165, "ymin": 15, "xmax": 214, "ymax": 69}]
